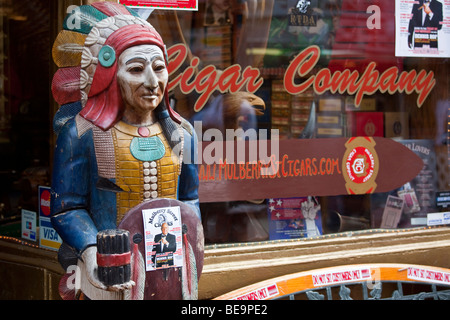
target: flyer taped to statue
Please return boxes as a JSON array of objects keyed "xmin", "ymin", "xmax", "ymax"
[{"xmin": 142, "ymin": 206, "xmax": 183, "ymax": 271}]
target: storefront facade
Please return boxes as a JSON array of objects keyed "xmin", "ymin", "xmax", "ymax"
[{"xmin": 0, "ymin": 0, "xmax": 449, "ymax": 299}]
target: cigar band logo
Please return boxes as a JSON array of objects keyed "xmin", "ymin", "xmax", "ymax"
[{"xmin": 342, "ymin": 137, "xmax": 379, "ymax": 194}]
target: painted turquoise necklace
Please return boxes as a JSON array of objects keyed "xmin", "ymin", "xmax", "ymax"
[{"xmin": 129, "ymin": 126, "xmax": 165, "ymax": 162}]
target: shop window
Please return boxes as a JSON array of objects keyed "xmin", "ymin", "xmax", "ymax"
[
  {"xmin": 0, "ymin": 0, "xmax": 51, "ymax": 236},
  {"xmin": 0, "ymin": 0, "xmax": 448, "ymax": 247},
  {"xmin": 147, "ymin": 0, "xmax": 449, "ymax": 245}
]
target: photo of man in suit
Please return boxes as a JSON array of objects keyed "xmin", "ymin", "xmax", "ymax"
[
  {"xmin": 408, "ymin": 0, "xmax": 443, "ymax": 49},
  {"xmin": 153, "ymin": 222, "xmax": 177, "ymax": 254},
  {"xmin": 152, "ymin": 222, "xmax": 177, "ymax": 268}
]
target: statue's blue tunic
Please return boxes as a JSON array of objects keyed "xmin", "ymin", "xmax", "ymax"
[{"xmin": 50, "ymin": 115, "xmax": 200, "ymax": 253}]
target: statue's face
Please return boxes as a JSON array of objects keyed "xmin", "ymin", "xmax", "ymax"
[{"xmin": 117, "ymin": 44, "xmax": 168, "ymax": 119}]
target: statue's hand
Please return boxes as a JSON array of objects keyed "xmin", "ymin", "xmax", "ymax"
[
  {"xmin": 108, "ymin": 281, "xmax": 135, "ymax": 292},
  {"xmin": 81, "ymin": 246, "xmax": 135, "ymax": 292},
  {"xmin": 81, "ymin": 246, "xmax": 107, "ymax": 291}
]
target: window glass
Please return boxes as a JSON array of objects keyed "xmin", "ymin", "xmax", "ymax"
[
  {"xmin": 148, "ymin": 0, "xmax": 449, "ymax": 245},
  {"xmin": 0, "ymin": 0, "xmax": 51, "ymax": 237},
  {"xmin": 0, "ymin": 0, "xmax": 448, "ymax": 245}
]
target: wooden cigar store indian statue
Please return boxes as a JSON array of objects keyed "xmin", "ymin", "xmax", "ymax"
[{"xmin": 50, "ymin": 2, "xmax": 203, "ymax": 300}]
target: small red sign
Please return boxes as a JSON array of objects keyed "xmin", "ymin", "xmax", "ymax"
[
  {"xmin": 119, "ymin": 0, "xmax": 198, "ymax": 11},
  {"xmin": 39, "ymin": 187, "xmax": 51, "ymax": 217}
]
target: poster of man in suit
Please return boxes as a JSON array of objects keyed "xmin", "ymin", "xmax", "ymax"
[
  {"xmin": 142, "ymin": 206, "xmax": 183, "ymax": 271},
  {"xmin": 395, "ymin": 0, "xmax": 449, "ymax": 57}
]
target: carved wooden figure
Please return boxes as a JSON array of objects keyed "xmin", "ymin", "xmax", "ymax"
[{"xmin": 50, "ymin": 2, "xmax": 203, "ymax": 300}]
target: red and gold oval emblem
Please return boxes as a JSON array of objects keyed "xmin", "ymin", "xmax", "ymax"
[{"xmin": 342, "ymin": 137, "xmax": 379, "ymax": 194}]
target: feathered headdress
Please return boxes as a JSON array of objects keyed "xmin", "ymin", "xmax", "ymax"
[{"xmin": 51, "ymin": 2, "xmax": 182, "ymax": 133}]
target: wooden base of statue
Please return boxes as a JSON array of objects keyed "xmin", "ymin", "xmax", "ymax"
[{"xmin": 118, "ymin": 198, "xmax": 204, "ymax": 300}]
